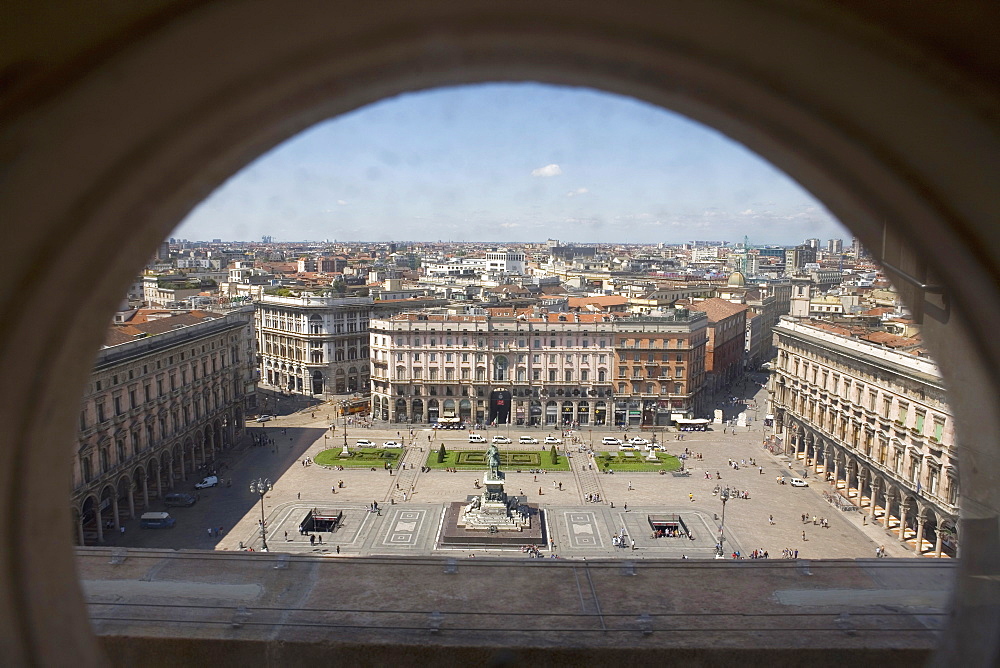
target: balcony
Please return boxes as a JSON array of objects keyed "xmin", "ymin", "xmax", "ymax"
[{"xmin": 78, "ymin": 548, "xmax": 944, "ymax": 664}]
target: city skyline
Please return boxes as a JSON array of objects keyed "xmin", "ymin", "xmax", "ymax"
[{"xmin": 173, "ymin": 83, "xmax": 851, "ymax": 245}]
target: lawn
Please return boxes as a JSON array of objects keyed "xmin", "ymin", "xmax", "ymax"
[
  {"xmin": 314, "ymin": 447, "xmax": 403, "ymax": 468},
  {"xmin": 424, "ymin": 448, "xmax": 571, "ymax": 471},
  {"xmin": 594, "ymin": 451, "xmax": 683, "ymax": 472}
]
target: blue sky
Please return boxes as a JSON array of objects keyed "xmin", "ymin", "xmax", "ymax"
[{"xmin": 173, "ymin": 83, "xmax": 849, "ymax": 245}]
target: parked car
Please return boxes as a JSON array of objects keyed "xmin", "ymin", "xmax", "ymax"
[
  {"xmin": 789, "ymin": 477, "xmax": 809, "ymax": 487},
  {"xmin": 492, "ymin": 436, "xmax": 512, "ymax": 444},
  {"xmin": 164, "ymin": 492, "xmax": 198, "ymax": 507},
  {"xmin": 355, "ymin": 439, "xmax": 375, "ymax": 447},
  {"xmin": 645, "ymin": 443, "xmax": 665, "ymax": 451},
  {"xmin": 468, "ymin": 434, "xmax": 486, "ymax": 443},
  {"xmin": 255, "ymin": 415, "xmax": 274, "ymax": 422},
  {"xmin": 602, "ymin": 437, "xmax": 623, "ymax": 446},
  {"xmin": 194, "ymin": 475, "xmax": 219, "ymax": 489},
  {"xmin": 519, "ymin": 436, "xmax": 539, "ymax": 444},
  {"xmin": 382, "ymin": 441, "xmax": 403, "ymax": 448},
  {"xmin": 543, "ymin": 436, "xmax": 562, "ymax": 444},
  {"xmin": 628, "ymin": 437, "xmax": 650, "ymax": 446},
  {"xmin": 619, "ymin": 444, "xmax": 639, "ymax": 451},
  {"xmin": 140, "ymin": 512, "xmax": 175, "ymax": 529}
]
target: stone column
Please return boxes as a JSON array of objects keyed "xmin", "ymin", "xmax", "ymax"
[
  {"xmin": 156, "ymin": 465, "xmax": 164, "ymax": 498},
  {"xmin": 833, "ymin": 460, "xmax": 841, "ymax": 491},
  {"xmin": 126, "ymin": 485, "xmax": 135, "ymax": 520},
  {"xmin": 179, "ymin": 447, "xmax": 186, "ymax": 481},
  {"xmin": 77, "ymin": 515, "xmax": 85, "ymax": 546},
  {"xmin": 934, "ymin": 526, "xmax": 944, "ymax": 558},
  {"xmin": 898, "ymin": 502, "xmax": 908, "ymax": 543},
  {"xmin": 111, "ymin": 495, "xmax": 120, "ymax": 531},
  {"xmin": 882, "ymin": 489, "xmax": 893, "ymax": 528},
  {"xmin": 95, "ymin": 505, "xmax": 104, "ymax": 543},
  {"xmin": 914, "ymin": 515, "xmax": 925, "ymax": 554},
  {"xmin": 142, "ymin": 474, "xmax": 149, "ymax": 508}
]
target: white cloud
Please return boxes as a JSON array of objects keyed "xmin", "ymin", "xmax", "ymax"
[
  {"xmin": 531, "ymin": 163, "xmax": 562, "ymax": 177},
  {"xmin": 337, "ymin": 199, "xmax": 347, "ymax": 205},
  {"xmin": 565, "ymin": 187, "xmax": 588, "ymax": 197}
]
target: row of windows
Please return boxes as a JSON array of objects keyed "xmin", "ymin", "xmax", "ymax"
[
  {"xmin": 783, "ymin": 387, "xmax": 957, "ymax": 506},
  {"xmin": 77, "ymin": 383, "xmax": 241, "ymax": 487},
  {"xmin": 379, "ymin": 351, "xmax": 612, "ymax": 364},
  {"xmin": 84, "ymin": 351, "xmax": 237, "ymax": 429},
  {"xmin": 375, "ymin": 335, "xmax": 612, "ymax": 349},
  {"xmin": 779, "ymin": 351, "xmax": 948, "ymax": 442}
]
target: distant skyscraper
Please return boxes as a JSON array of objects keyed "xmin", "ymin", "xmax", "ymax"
[
  {"xmin": 805, "ymin": 238, "xmax": 821, "ymax": 250},
  {"xmin": 827, "ymin": 238, "xmax": 843, "ymax": 253}
]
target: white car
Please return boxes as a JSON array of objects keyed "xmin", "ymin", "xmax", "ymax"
[
  {"xmin": 492, "ymin": 436, "xmax": 511, "ymax": 444},
  {"xmin": 618, "ymin": 444, "xmax": 639, "ymax": 451},
  {"xmin": 518, "ymin": 436, "xmax": 539, "ymax": 444},
  {"xmin": 194, "ymin": 475, "xmax": 219, "ymax": 489},
  {"xmin": 255, "ymin": 415, "xmax": 274, "ymax": 422},
  {"xmin": 646, "ymin": 443, "xmax": 665, "ymax": 451},
  {"xmin": 789, "ymin": 477, "xmax": 809, "ymax": 487},
  {"xmin": 468, "ymin": 434, "xmax": 486, "ymax": 443},
  {"xmin": 628, "ymin": 437, "xmax": 650, "ymax": 446},
  {"xmin": 602, "ymin": 437, "xmax": 623, "ymax": 446},
  {"xmin": 543, "ymin": 436, "xmax": 562, "ymax": 445},
  {"xmin": 355, "ymin": 439, "xmax": 375, "ymax": 447},
  {"xmin": 382, "ymin": 441, "xmax": 403, "ymax": 448}
]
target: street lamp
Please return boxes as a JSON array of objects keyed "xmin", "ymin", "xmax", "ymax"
[
  {"xmin": 717, "ymin": 487, "xmax": 731, "ymax": 557},
  {"xmin": 249, "ymin": 477, "xmax": 273, "ymax": 551}
]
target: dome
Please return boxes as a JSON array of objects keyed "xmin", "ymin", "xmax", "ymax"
[{"xmin": 727, "ymin": 271, "xmax": 746, "ymax": 287}]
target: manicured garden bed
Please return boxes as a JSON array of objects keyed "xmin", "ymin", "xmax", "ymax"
[
  {"xmin": 314, "ymin": 447, "xmax": 403, "ymax": 468},
  {"xmin": 594, "ymin": 451, "xmax": 683, "ymax": 472},
  {"xmin": 424, "ymin": 448, "xmax": 571, "ymax": 471}
]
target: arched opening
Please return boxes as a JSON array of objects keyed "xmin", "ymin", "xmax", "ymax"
[{"xmin": 1, "ymin": 3, "xmax": 998, "ymax": 666}]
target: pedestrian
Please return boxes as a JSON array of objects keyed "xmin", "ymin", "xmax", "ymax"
[
  {"xmin": 208, "ymin": 528, "xmax": 213, "ymax": 538},
  {"xmin": 863, "ymin": 515, "xmax": 867, "ymax": 525},
  {"xmin": 218, "ymin": 526, "xmax": 223, "ymax": 536},
  {"xmin": 769, "ymin": 515, "xmax": 774, "ymax": 525},
  {"xmin": 624, "ymin": 503, "xmax": 628, "ymax": 512},
  {"xmin": 336, "ymin": 545, "xmax": 340, "ymax": 554},
  {"xmin": 297, "ymin": 492, "xmax": 301, "ymax": 500},
  {"xmin": 538, "ymin": 487, "xmax": 542, "ymax": 495},
  {"xmin": 689, "ymin": 493, "xmax": 694, "ymax": 502},
  {"xmin": 284, "ymin": 531, "xmax": 288, "ymax": 541},
  {"xmin": 802, "ymin": 531, "xmax": 807, "ymax": 541},
  {"xmin": 120, "ymin": 525, "xmax": 125, "ymax": 535},
  {"xmin": 310, "ymin": 534, "xmax": 315, "ymax": 546}
]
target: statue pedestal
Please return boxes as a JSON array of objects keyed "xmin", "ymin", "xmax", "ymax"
[{"xmin": 455, "ymin": 468, "xmax": 530, "ymax": 531}]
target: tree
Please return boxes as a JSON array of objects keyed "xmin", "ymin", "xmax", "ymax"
[
  {"xmin": 550, "ymin": 445, "xmax": 559, "ymax": 465},
  {"xmin": 437, "ymin": 443, "xmax": 447, "ymax": 464}
]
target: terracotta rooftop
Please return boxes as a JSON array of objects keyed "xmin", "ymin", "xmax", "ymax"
[
  {"xmin": 691, "ymin": 297, "xmax": 748, "ymax": 322},
  {"xmin": 104, "ymin": 311, "xmax": 218, "ymax": 347}
]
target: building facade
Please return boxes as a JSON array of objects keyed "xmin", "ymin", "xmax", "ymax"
[
  {"xmin": 694, "ymin": 297, "xmax": 748, "ymax": 393},
  {"xmin": 255, "ymin": 294, "xmax": 374, "ymax": 396},
  {"xmin": 368, "ymin": 309, "xmax": 707, "ymax": 428},
  {"xmin": 72, "ymin": 307, "xmax": 256, "ymax": 545},
  {"xmin": 769, "ymin": 317, "xmax": 958, "ymax": 557}
]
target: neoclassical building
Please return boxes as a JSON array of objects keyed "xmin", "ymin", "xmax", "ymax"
[
  {"xmin": 72, "ymin": 307, "xmax": 257, "ymax": 545},
  {"xmin": 769, "ymin": 316, "xmax": 959, "ymax": 557},
  {"xmin": 255, "ymin": 294, "xmax": 373, "ymax": 396},
  {"xmin": 369, "ymin": 308, "xmax": 707, "ymax": 428}
]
